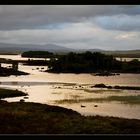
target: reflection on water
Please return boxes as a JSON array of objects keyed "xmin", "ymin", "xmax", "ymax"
[
  {"xmin": 0, "ymin": 55, "xmax": 140, "ymax": 120},
  {"xmin": 0, "ymin": 54, "xmax": 49, "ymax": 61},
  {"xmin": 1, "ymin": 83, "xmax": 140, "ymax": 120},
  {"xmin": 116, "ymin": 57, "xmax": 140, "ymax": 62},
  {"xmin": 60, "ymin": 102, "xmax": 140, "ymax": 119},
  {"xmin": 1, "ymin": 64, "xmax": 140, "ymax": 86}
]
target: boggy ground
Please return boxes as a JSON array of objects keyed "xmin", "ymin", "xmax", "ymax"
[{"xmin": 0, "ymin": 88, "xmax": 140, "ymax": 134}]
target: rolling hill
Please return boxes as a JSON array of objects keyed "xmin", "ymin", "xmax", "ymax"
[
  {"xmin": 0, "ymin": 42, "xmax": 74, "ymax": 54},
  {"xmin": 0, "ymin": 42, "xmax": 140, "ymax": 57}
]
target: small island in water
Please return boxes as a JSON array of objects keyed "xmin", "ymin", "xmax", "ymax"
[
  {"xmin": 45, "ymin": 51, "xmax": 140, "ymax": 74},
  {"xmin": 19, "ymin": 51, "xmax": 140, "ymax": 75},
  {"xmin": 0, "ymin": 58, "xmax": 29, "ymax": 76}
]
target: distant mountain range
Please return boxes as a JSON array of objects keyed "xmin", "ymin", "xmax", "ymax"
[
  {"xmin": 0, "ymin": 42, "xmax": 140, "ymax": 57},
  {"xmin": 0, "ymin": 42, "xmax": 74, "ymax": 54}
]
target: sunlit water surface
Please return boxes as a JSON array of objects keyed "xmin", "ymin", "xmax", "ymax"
[{"xmin": 0, "ymin": 55, "xmax": 140, "ymax": 119}]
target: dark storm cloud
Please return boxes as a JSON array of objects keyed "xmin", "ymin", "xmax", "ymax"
[{"xmin": 0, "ymin": 5, "xmax": 140, "ymax": 30}]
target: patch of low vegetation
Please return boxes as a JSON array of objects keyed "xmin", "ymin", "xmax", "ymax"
[
  {"xmin": 0, "ymin": 101, "xmax": 140, "ymax": 134},
  {"xmin": 0, "ymin": 88, "xmax": 28, "ymax": 99},
  {"xmin": 0, "ymin": 67, "xmax": 29, "ymax": 76},
  {"xmin": 93, "ymin": 83, "xmax": 140, "ymax": 90},
  {"xmin": 55, "ymin": 95, "xmax": 140, "ymax": 105},
  {"xmin": 55, "ymin": 98, "xmax": 91, "ymax": 104},
  {"xmin": 105, "ymin": 95, "xmax": 140, "ymax": 104},
  {"xmin": 83, "ymin": 89, "xmax": 121, "ymax": 93}
]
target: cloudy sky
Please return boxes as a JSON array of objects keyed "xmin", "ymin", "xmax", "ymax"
[{"xmin": 0, "ymin": 5, "xmax": 140, "ymax": 50}]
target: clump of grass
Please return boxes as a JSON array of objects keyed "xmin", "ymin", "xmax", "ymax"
[
  {"xmin": 0, "ymin": 88, "xmax": 28, "ymax": 99},
  {"xmin": 55, "ymin": 98, "xmax": 107, "ymax": 104},
  {"xmin": 55, "ymin": 95, "xmax": 140, "ymax": 104},
  {"xmin": 55, "ymin": 99, "xmax": 81, "ymax": 104},
  {"xmin": 84, "ymin": 89, "xmax": 121, "ymax": 93}
]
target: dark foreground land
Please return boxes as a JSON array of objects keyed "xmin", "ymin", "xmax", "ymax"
[{"xmin": 0, "ymin": 88, "xmax": 140, "ymax": 134}]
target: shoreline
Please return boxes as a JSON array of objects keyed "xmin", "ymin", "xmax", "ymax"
[{"xmin": 0, "ymin": 100, "xmax": 140, "ymax": 134}]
